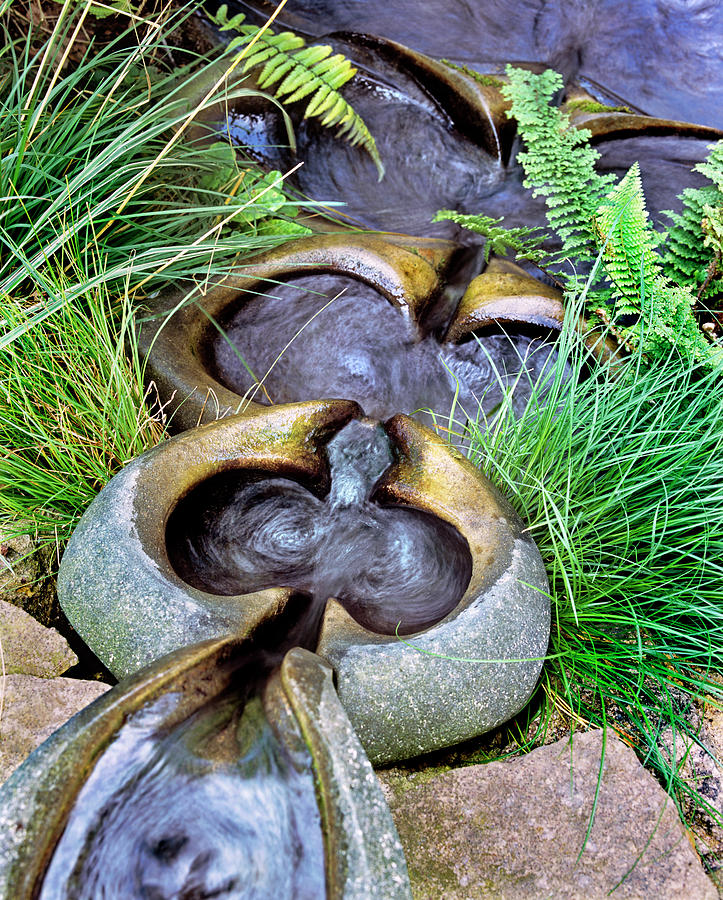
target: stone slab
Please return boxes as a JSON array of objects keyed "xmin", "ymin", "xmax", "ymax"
[
  {"xmin": 0, "ymin": 599, "xmax": 77, "ymax": 677},
  {"xmin": 379, "ymin": 729, "xmax": 717, "ymax": 899},
  {"xmin": 0, "ymin": 674, "xmax": 110, "ymax": 783}
]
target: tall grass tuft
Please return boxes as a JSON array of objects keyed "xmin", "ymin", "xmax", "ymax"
[
  {"xmin": 462, "ymin": 308, "xmax": 723, "ymax": 837},
  {"xmin": 0, "ymin": 1, "xmax": 307, "ymax": 546},
  {"xmin": 0, "ymin": 0, "xmax": 306, "ymax": 343},
  {"xmin": 0, "ymin": 278, "xmax": 165, "ymax": 545}
]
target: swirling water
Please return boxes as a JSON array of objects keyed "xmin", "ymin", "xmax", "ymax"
[
  {"xmin": 211, "ymin": 274, "xmax": 565, "ymax": 426},
  {"xmin": 167, "ymin": 419, "xmax": 473, "ymax": 635},
  {"xmin": 40, "ymin": 689, "xmax": 325, "ymax": 900}
]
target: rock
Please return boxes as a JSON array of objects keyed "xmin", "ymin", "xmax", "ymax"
[
  {"xmin": 0, "ymin": 674, "xmax": 110, "ymax": 783},
  {"xmin": 0, "ymin": 599, "xmax": 77, "ymax": 677},
  {"xmin": 379, "ymin": 729, "xmax": 717, "ymax": 899},
  {"xmin": 656, "ymin": 682, "xmax": 723, "ymax": 893},
  {"xmin": 0, "ymin": 532, "xmax": 56, "ymax": 625}
]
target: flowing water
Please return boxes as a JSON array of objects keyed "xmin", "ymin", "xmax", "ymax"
[
  {"xmin": 232, "ymin": 0, "xmax": 723, "ymax": 130},
  {"xmin": 219, "ymin": 1, "xmax": 719, "ymax": 238},
  {"xmin": 39, "ymin": 685, "xmax": 325, "ymax": 900},
  {"xmin": 211, "ymin": 273, "xmax": 565, "ymax": 425},
  {"xmin": 167, "ymin": 419, "xmax": 473, "ymax": 635}
]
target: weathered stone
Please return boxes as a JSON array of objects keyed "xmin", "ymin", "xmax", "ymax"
[
  {"xmin": 0, "ymin": 674, "xmax": 110, "ymax": 783},
  {"xmin": 0, "ymin": 599, "xmax": 77, "ymax": 677},
  {"xmin": 0, "ymin": 534, "xmax": 56, "ymax": 625},
  {"xmin": 59, "ymin": 406, "xmax": 550, "ymax": 765},
  {"xmin": 379, "ymin": 729, "xmax": 717, "ymax": 899},
  {"xmin": 58, "ymin": 400, "xmax": 361, "ymax": 679},
  {"xmin": 0, "ymin": 643, "xmax": 411, "ymax": 899},
  {"xmin": 317, "ymin": 415, "xmax": 550, "ymax": 764}
]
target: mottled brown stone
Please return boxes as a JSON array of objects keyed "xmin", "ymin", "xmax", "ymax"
[{"xmin": 379, "ymin": 729, "xmax": 717, "ymax": 900}]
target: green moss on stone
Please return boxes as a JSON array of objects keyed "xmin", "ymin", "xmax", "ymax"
[
  {"xmin": 440, "ymin": 60, "xmax": 505, "ymax": 89},
  {"xmin": 566, "ymin": 98, "xmax": 633, "ymax": 115}
]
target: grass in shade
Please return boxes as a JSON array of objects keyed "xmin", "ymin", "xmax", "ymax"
[
  {"xmin": 0, "ymin": 0, "xmax": 307, "ymax": 544},
  {"xmin": 0, "ymin": 277, "xmax": 164, "ymax": 544},
  {"xmin": 459, "ymin": 302, "xmax": 723, "ymax": 853}
]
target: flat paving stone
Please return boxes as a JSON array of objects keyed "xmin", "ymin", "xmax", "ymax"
[
  {"xmin": 0, "ymin": 599, "xmax": 77, "ymax": 677},
  {"xmin": 0, "ymin": 674, "xmax": 109, "ymax": 783},
  {"xmin": 379, "ymin": 729, "xmax": 717, "ymax": 900}
]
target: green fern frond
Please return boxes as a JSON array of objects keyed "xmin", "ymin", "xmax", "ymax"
[
  {"xmin": 661, "ymin": 141, "xmax": 723, "ymax": 301},
  {"xmin": 594, "ymin": 163, "xmax": 655, "ymax": 302},
  {"xmin": 595, "ymin": 164, "xmax": 712, "ymax": 362},
  {"xmin": 696, "ymin": 139, "xmax": 723, "ymax": 191},
  {"xmin": 432, "ymin": 210, "xmax": 547, "ymax": 264},
  {"xmin": 501, "ymin": 66, "xmax": 615, "ymax": 265},
  {"xmin": 212, "ymin": 5, "xmax": 384, "ymax": 179}
]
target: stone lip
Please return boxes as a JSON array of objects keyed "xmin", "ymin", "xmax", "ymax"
[
  {"xmin": 280, "ymin": 648, "xmax": 411, "ymax": 899},
  {"xmin": 0, "ymin": 640, "xmax": 411, "ymax": 900},
  {"xmin": 58, "ymin": 399, "xmax": 360, "ymax": 680},
  {"xmin": 379, "ymin": 728, "xmax": 718, "ymax": 900},
  {"xmin": 445, "ymin": 257, "xmax": 621, "ymax": 367}
]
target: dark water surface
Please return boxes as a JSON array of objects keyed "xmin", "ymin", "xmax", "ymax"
[
  {"xmin": 221, "ymin": 0, "xmax": 721, "ymax": 238},
  {"xmin": 235, "ymin": 0, "xmax": 723, "ymax": 130}
]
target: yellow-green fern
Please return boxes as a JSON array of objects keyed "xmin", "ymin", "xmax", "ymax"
[
  {"xmin": 213, "ymin": 5, "xmax": 384, "ymax": 179},
  {"xmin": 595, "ymin": 163, "xmax": 713, "ymax": 362}
]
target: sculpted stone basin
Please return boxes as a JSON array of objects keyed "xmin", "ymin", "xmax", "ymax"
[
  {"xmin": 138, "ymin": 232, "xmax": 615, "ymax": 434},
  {"xmin": 0, "ymin": 637, "xmax": 410, "ymax": 899},
  {"xmin": 8, "ymin": 3, "xmax": 721, "ymax": 896},
  {"xmin": 58, "ymin": 399, "xmax": 550, "ymax": 764}
]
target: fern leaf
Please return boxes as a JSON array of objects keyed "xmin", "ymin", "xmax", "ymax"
[
  {"xmin": 319, "ymin": 95, "xmax": 349, "ymax": 127},
  {"xmin": 696, "ymin": 139, "xmax": 723, "ymax": 191},
  {"xmin": 502, "ymin": 66, "xmax": 615, "ymax": 265},
  {"xmin": 303, "ymin": 85, "xmax": 332, "ymax": 119},
  {"xmin": 256, "ymin": 56, "xmax": 296, "ymax": 89},
  {"xmin": 210, "ymin": 6, "xmax": 383, "ymax": 179},
  {"xmin": 660, "ymin": 140, "xmax": 723, "ymax": 301},
  {"xmin": 432, "ymin": 210, "xmax": 547, "ymax": 264},
  {"xmin": 594, "ymin": 164, "xmax": 713, "ymax": 362}
]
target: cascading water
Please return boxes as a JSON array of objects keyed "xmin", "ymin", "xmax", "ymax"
[
  {"xmin": 39, "ymin": 686, "xmax": 325, "ymax": 900},
  {"xmin": 167, "ymin": 419, "xmax": 473, "ymax": 635},
  {"xmin": 211, "ymin": 274, "xmax": 566, "ymax": 425}
]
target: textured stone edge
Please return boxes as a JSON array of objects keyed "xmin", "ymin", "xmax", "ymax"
[
  {"xmin": 282, "ymin": 649, "xmax": 412, "ymax": 899},
  {"xmin": 324, "ymin": 537, "xmax": 550, "ymax": 764},
  {"xmin": 57, "ymin": 460, "xmax": 241, "ymax": 679}
]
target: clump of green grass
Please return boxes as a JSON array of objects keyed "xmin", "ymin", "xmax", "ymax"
[
  {"xmin": 0, "ymin": 1, "xmax": 311, "ymax": 547},
  {"xmin": 0, "ymin": 278, "xmax": 165, "ymax": 545},
  {"xmin": 0, "ymin": 0, "xmax": 308, "ymax": 345},
  {"xmin": 461, "ymin": 308, "xmax": 723, "ymax": 839}
]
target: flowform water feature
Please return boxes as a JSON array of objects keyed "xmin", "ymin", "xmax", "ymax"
[{"xmin": 2, "ymin": 1, "xmax": 723, "ymax": 897}]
